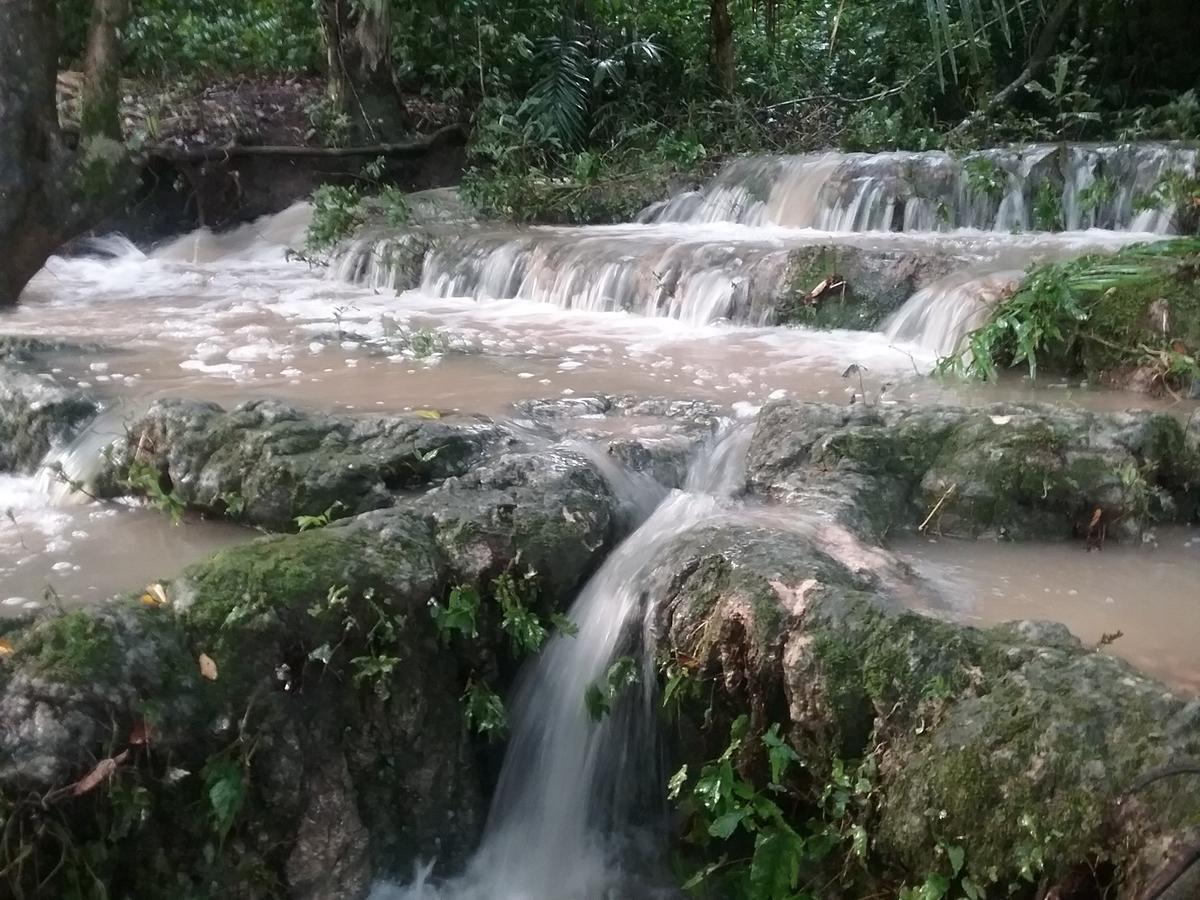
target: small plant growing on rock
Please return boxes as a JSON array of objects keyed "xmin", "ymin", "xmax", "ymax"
[
  {"xmin": 294, "ymin": 501, "xmax": 345, "ymax": 532},
  {"xmin": 125, "ymin": 459, "xmax": 185, "ymax": 524},
  {"xmin": 462, "ymin": 678, "xmax": 508, "ymax": 738},
  {"xmin": 584, "ymin": 655, "xmax": 639, "ymax": 721}
]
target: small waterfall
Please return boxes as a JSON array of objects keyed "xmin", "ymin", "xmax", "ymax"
[
  {"xmin": 418, "ymin": 230, "xmax": 793, "ymax": 325},
  {"xmin": 34, "ymin": 407, "xmax": 125, "ymax": 504},
  {"xmin": 641, "ymin": 144, "xmax": 1199, "ymax": 233},
  {"xmin": 375, "ymin": 425, "xmax": 753, "ymax": 899},
  {"xmin": 883, "ymin": 269, "xmax": 1023, "ymax": 358}
]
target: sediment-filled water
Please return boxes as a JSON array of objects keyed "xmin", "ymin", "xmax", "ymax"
[{"xmin": 4, "ymin": 140, "xmax": 1199, "ymax": 895}]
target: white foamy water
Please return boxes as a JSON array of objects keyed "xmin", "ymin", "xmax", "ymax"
[
  {"xmin": 372, "ymin": 425, "xmax": 753, "ymax": 900},
  {"xmin": 641, "ymin": 143, "xmax": 1198, "ymax": 233},
  {"xmin": 0, "ymin": 470, "xmax": 244, "ymax": 610}
]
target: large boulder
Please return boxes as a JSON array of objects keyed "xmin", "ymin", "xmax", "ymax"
[
  {"xmin": 654, "ymin": 518, "xmax": 1200, "ymax": 897},
  {"xmin": 746, "ymin": 400, "xmax": 1200, "ymax": 541},
  {"xmin": 94, "ymin": 398, "xmax": 512, "ymax": 530}
]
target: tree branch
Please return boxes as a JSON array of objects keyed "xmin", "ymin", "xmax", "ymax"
[
  {"xmin": 948, "ymin": 0, "xmax": 1078, "ymax": 138},
  {"xmin": 147, "ymin": 123, "xmax": 466, "ymax": 164}
]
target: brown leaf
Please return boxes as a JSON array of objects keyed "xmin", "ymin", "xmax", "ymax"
[
  {"xmin": 72, "ymin": 750, "xmax": 129, "ymax": 796},
  {"xmin": 1089, "ymin": 507, "xmax": 1103, "ymax": 529},
  {"xmin": 0, "ymin": 637, "xmax": 13, "ymax": 657},
  {"xmin": 199, "ymin": 652, "xmax": 218, "ymax": 681}
]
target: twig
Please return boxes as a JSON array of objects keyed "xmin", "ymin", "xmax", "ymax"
[{"xmin": 919, "ymin": 483, "xmax": 957, "ymax": 534}]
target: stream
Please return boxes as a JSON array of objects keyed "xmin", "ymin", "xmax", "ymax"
[{"xmin": 3, "ymin": 141, "xmax": 1199, "ymax": 897}]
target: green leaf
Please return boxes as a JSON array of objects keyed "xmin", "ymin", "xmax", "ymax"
[
  {"xmin": 202, "ymin": 756, "xmax": 245, "ymax": 842},
  {"xmin": 708, "ymin": 809, "xmax": 748, "ymax": 839},
  {"xmin": 918, "ymin": 873, "xmax": 950, "ymax": 900},
  {"xmin": 946, "ymin": 844, "xmax": 965, "ymax": 876},
  {"xmin": 749, "ymin": 825, "xmax": 803, "ymax": 898},
  {"xmin": 762, "ymin": 723, "xmax": 801, "ymax": 785},
  {"xmin": 462, "ymin": 679, "xmax": 507, "ymax": 737},
  {"xmin": 961, "ymin": 876, "xmax": 986, "ymax": 899}
]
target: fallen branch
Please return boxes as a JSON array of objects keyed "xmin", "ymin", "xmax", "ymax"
[
  {"xmin": 947, "ymin": 0, "xmax": 1077, "ymax": 140},
  {"xmin": 919, "ymin": 483, "xmax": 957, "ymax": 534},
  {"xmin": 147, "ymin": 122, "xmax": 466, "ymax": 164}
]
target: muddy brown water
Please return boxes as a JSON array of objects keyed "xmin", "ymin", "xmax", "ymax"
[
  {"xmin": 2, "ymin": 205, "xmax": 1198, "ymax": 696},
  {"xmin": 896, "ymin": 529, "xmax": 1200, "ymax": 692}
]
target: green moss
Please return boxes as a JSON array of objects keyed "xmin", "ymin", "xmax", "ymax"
[
  {"xmin": 776, "ymin": 248, "xmax": 867, "ymax": 328},
  {"xmin": 19, "ymin": 610, "xmax": 125, "ymax": 683}
]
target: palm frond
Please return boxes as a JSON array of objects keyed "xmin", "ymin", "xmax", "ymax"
[{"xmin": 525, "ymin": 37, "xmax": 591, "ymax": 149}]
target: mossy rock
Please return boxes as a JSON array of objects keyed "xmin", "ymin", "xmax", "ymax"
[
  {"xmin": 94, "ymin": 397, "xmax": 508, "ymax": 530},
  {"xmin": 654, "ymin": 517, "xmax": 1200, "ymax": 896},
  {"xmin": 772, "ymin": 245, "xmax": 956, "ymax": 330}
]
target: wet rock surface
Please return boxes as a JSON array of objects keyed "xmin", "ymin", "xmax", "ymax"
[
  {"xmin": 747, "ymin": 399, "xmax": 1200, "ymax": 540},
  {"xmin": 3, "ymin": 390, "xmax": 1200, "ymax": 898},
  {"xmin": 654, "ymin": 514, "xmax": 1200, "ymax": 897},
  {"xmin": 94, "ymin": 398, "xmax": 514, "ymax": 530},
  {"xmin": 0, "ymin": 358, "xmax": 99, "ymax": 472}
]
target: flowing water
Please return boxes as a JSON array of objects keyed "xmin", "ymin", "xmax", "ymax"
[
  {"xmin": 3, "ymin": 141, "xmax": 1200, "ymax": 891},
  {"xmin": 373, "ymin": 424, "xmax": 755, "ymax": 900}
]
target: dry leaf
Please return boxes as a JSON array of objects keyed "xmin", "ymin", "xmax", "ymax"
[
  {"xmin": 72, "ymin": 750, "xmax": 129, "ymax": 796},
  {"xmin": 140, "ymin": 583, "xmax": 169, "ymax": 607},
  {"xmin": 199, "ymin": 652, "xmax": 218, "ymax": 681},
  {"xmin": 414, "ymin": 409, "xmax": 441, "ymax": 419},
  {"xmin": 0, "ymin": 637, "xmax": 13, "ymax": 657},
  {"xmin": 1089, "ymin": 507, "xmax": 1103, "ymax": 529}
]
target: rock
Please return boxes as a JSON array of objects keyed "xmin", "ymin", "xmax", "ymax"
[
  {"xmin": 0, "ymin": 362, "xmax": 98, "ymax": 472},
  {"xmin": 746, "ymin": 400, "xmax": 1200, "ymax": 540},
  {"xmin": 770, "ymin": 244, "xmax": 960, "ymax": 329},
  {"xmin": 408, "ymin": 445, "xmax": 621, "ymax": 605},
  {"xmin": 0, "ymin": 516, "xmax": 477, "ymax": 896},
  {"xmin": 0, "ymin": 436, "xmax": 636, "ymax": 896},
  {"xmin": 653, "ymin": 516, "xmax": 1200, "ymax": 896},
  {"xmin": 94, "ymin": 398, "xmax": 512, "ymax": 530}
]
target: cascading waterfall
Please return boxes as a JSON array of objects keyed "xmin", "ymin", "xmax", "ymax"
[
  {"xmin": 374, "ymin": 424, "xmax": 754, "ymax": 900},
  {"xmin": 416, "ymin": 229, "xmax": 795, "ymax": 326},
  {"xmin": 322, "ymin": 143, "xmax": 1190, "ymax": 370},
  {"xmin": 639, "ymin": 143, "xmax": 1198, "ymax": 233},
  {"xmin": 882, "ymin": 268, "xmax": 1024, "ymax": 358}
]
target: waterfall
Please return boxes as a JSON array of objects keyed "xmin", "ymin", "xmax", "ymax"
[
  {"xmin": 640, "ymin": 144, "xmax": 1199, "ymax": 233},
  {"xmin": 34, "ymin": 406, "xmax": 125, "ymax": 504},
  {"xmin": 882, "ymin": 269, "xmax": 1024, "ymax": 358},
  {"xmin": 416, "ymin": 228, "xmax": 794, "ymax": 326},
  {"xmin": 374, "ymin": 425, "xmax": 754, "ymax": 900}
]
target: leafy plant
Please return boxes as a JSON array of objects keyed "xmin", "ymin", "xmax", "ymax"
[
  {"xmin": 963, "ymin": 157, "xmax": 1006, "ymax": 204},
  {"xmin": 201, "ymin": 754, "xmax": 245, "ymax": 844},
  {"xmin": 1032, "ymin": 181, "xmax": 1064, "ymax": 231},
  {"xmin": 584, "ymin": 655, "xmax": 639, "ymax": 721},
  {"xmin": 495, "ymin": 569, "xmax": 548, "ymax": 655},
  {"xmin": 462, "ymin": 678, "xmax": 507, "ymax": 737},
  {"xmin": 124, "ymin": 460, "xmax": 186, "ymax": 524},
  {"xmin": 429, "ymin": 583, "xmax": 482, "ymax": 642},
  {"xmin": 1077, "ymin": 175, "xmax": 1117, "ymax": 217},
  {"xmin": 294, "ymin": 501, "xmax": 345, "ymax": 532},
  {"xmin": 939, "ymin": 239, "xmax": 1200, "ymax": 380}
]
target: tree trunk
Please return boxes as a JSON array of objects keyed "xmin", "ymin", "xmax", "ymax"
[
  {"xmin": 0, "ymin": 0, "xmax": 131, "ymax": 307},
  {"xmin": 317, "ymin": 0, "xmax": 409, "ymax": 142},
  {"xmin": 81, "ymin": 0, "xmax": 131, "ymax": 139},
  {"xmin": 710, "ymin": 0, "xmax": 736, "ymax": 95},
  {"xmin": 948, "ymin": 0, "xmax": 1078, "ymax": 139}
]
